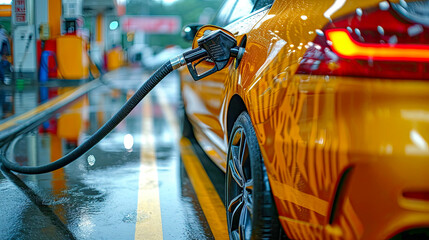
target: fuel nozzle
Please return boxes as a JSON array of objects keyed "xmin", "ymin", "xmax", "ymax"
[{"xmin": 170, "ymin": 29, "xmax": 244, "ymax": 81}]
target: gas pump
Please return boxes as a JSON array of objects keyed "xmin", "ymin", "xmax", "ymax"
[{"xmin": 55, "ymin": 0, "xmax": 89, "ymax": 80}]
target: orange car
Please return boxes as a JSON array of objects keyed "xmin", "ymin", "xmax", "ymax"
[{"xmin": 180, "ymin": 0, "xmax": 429, "ymax": 239}]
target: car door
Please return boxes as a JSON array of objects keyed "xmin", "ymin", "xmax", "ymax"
[{"xmin": 181, "ymin": 0, "xmax": 273, "ymax": 170}]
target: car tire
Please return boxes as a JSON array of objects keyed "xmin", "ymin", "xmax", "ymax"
[{"xmin": 226, "ymin": 112, "xmax": 281, "ymax": 240}]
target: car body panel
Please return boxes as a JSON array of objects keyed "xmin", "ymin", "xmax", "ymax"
[{"xmin": 180, "ymin": 0, "xmax": 429, "ymax": 238}]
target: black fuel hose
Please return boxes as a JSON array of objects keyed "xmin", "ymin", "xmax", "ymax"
[{"xmin": 1, "ymin": 62, "xmax": 173, "ymax": 174}]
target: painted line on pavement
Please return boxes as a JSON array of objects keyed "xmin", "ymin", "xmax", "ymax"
[
  {"xmin": 155, "ymin": 88, "xmax": 228, "ymax": 239},
  {"xmin": 135, "ymin": 95, "xmax": 163, "ymax": 240},
  {"xmin": 180, "ymin": 138, "xmax": 229, "ymax": 239}
]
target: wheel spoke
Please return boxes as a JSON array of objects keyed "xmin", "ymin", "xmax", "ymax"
[
  {"xmin": 244, "ymin": 179, "xmax": 253, "ymax": 192},
  {"xmin": 238, "ymin": 131, "xmax": 250, "ymax": 180},
  {"xmin": 231, "ymin": 230, "xmax": 240, "ymax": 240},
  {"xmin": 232, "ymin": 129, "xmax": 248, "ymax": 184},
  {"xmin": 246, "ymin": 197, "xmax": 253, "ymax": 218},
  {"xmin": 228, "ymin": 159, "xmax": 244, "ymax": 188},
  {"xmin": 230, "ymin": 200, "xmax": 244, "ymax": 231},
  {"xmin": 239, "ymin": 202, "xmax": 252, "ymax": 240},
  {"xmin": 239, "ymin": 133, "xmax": 247, "ymax": 166},
  {"xmin": 227, "ymin": 193, "xmax": 243, "ymax": 212},
  {"xmin": 231, "ymin": 143, "xmax": 240, "ymax": 160}
]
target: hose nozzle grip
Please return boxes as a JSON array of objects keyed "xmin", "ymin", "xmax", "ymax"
[{"xmin": 186, "ymin": 29, "xmax": 239, "ymax": 81}]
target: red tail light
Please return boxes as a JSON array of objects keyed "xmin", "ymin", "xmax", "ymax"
[
  {"xmin": 297, "ymin": 1, "xmax": 429, "ymax": 79},
  {"xmin": 326, "ymin": 29, "xmax": 429, "ymax": 62}
]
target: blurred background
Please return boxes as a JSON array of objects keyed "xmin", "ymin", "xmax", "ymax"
[
  {"xmin": 0, "ymin": 0, "xmax": 223, "ymax": 88},
  {"xmin": 0, "ymin": 0, "xmax": 223, "ymax": 120}
]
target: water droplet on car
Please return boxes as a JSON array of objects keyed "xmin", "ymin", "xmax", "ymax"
[
  {"xmin": 377, "ymin": 26, "xmax": 385, "ymax": 35},
  {"xmin": 388, "ymin": 35, "xmax": 398, "ymax": 44},
  {"xmin": 355, "ymin": 28, "xmax": 361, "ymax": 36},
  {"xmin": 356, "ymin": 8, "xmax": 363, "ymax": 16},
  {"xmin": 316, "ymin": 29, "xmax": 324, "ymax": 36},
  {"xmin": 379, "ymin": 1, "xmax": 390, "ymax": 10},
  {"xmin": 408, "ymin": 24, "xmax": 423, "ymax": 37},
  {"xmin": 87, "ymin": 155, "xmax": 96, "ymax": 166}
]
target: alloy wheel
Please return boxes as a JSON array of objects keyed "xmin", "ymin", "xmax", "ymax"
[{"xmin": 226, "ymin": 127, "xmax": 254, "ymax": 240}]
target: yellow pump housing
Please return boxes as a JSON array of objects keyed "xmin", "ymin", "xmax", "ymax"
[{"xmin": 56, "ymin": 35, "xmax": 89, "ymax": 80}]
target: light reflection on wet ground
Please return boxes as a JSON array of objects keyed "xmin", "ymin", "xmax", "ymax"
[{"xmin": 0, "ymin": 68, "xmax": 221, "ymax": 239}]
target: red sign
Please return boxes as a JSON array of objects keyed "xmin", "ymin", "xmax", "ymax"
[
  {"xmin": 114, "ymin": 0, "xmax": 126, "ymax": 16},
  {"xmin": 14, "ymin": 0, "xmax": 26, "ymax": 23},
  {"xmin": 122, "ymin": 16, "xmax": 181, "ymax": 34}
]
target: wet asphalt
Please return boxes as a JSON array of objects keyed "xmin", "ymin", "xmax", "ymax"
[{"xmin": 0, "ymin": 68, "xmax": 225, "ymax": 239}]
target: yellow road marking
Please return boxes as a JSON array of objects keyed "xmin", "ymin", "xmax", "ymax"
[
  {"xmin": 180, "ymin": 138, "xmax": 229, "ymax": 239},
  {"xmin": 155, "ymin": 89, "xmax": 228, "ymax": 239},
  {"xmin": 135, "ymin": 95, "xmax": 163, "ymax": 240}
]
